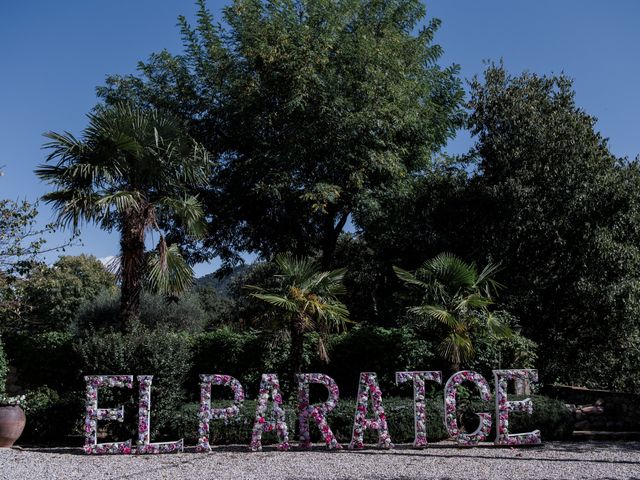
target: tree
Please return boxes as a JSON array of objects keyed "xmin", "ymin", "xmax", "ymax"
[
  {"xmin": 394, "ymin": 253, "xmax": 510, "ymax": 372},
  {"xmin": 465, "ymin": 64, "xmax": 640, "ymax": 391},
  {"xmin": 20, "ymin": 255, "xmax": 115, "ymax": 331},
  {"xmin": 247, "ymin": 253, "xmax": 350, "ymax": 387},
  {"xmin": 98, "ymin": 0, "xmax": 464, "ymax": 269},
  {"xmin": 36, "ymin": 103, "xmax": 211, "ymax": 327}
]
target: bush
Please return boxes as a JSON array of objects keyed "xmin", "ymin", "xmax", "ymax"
[
  {"xmin": 4, "ymin": 331, "xmax": 80, "ymax": 392},
  {"xmin": 76, "ymin": 328, "xmax": 194, "ymax": 439},
  {"xmin": 21, "ymin": 386, "xmax": 84, "ymax": 444},
  {"xmin": 0, "ymin": 336, "xmax": 7, "ymax": 394},
  {"xmin": 461, "ymin": 394, "xmax": 574, "ymax": 441},
  {"xmin": 320, "ymin": 324, "xmax": 438, "ymax": 397},
  {"xmin": 167, "ymin": 397, "xmax": 447, "ymax": 445},
  {"xmin": 75, "ymin": 290, "xmax": 208, "ymax": 334},
  {"xmin": 189, "ymin": 328, "xmax": 266, "ymax": 396}
]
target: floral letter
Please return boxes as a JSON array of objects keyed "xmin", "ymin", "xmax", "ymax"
[
  {"xmin": 136, "ymin": 375, "xmax": 184, "ymax": 454},
  {"xmin": 493, "ymin": 369, "xmax": 542, "ymax": 445},
  {"xmin": 348, "ymin": 372, "xmax": 392, "ymax": 449},
  {"xmin": 395, "ymin": 371, "xmax": 442, "ymax": 447},
  {"xmin": 297, "ymin": 373, "xmax": 341, "ymax": 449},
  {"xmin": 197, "ymin": 374, "xmax": 245, "ymax": 452},
  {"xmin": 250, "ymin": 374, "xmax": 290, "ymax": 451},
  {"xmin": 84, "ymin": 375, "xmax": 133, "ymax": 454},
  {"xmin": 444, "ymin": 370, "xmax": 492, "ymax": 446}
]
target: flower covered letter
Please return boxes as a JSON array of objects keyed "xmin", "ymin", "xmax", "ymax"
[
  {"xmin": 493, "ymin": 369, "xmax": 541, "ymax": 445},
  {"xmin": 197, "ymin": 374, "xmax": 245, "ymax": 452},
  {"xmin": 250, "ymin": 373, "xmax": 290, "ymax": 451},
  {"xmin": 444, "ymin": 370, "xmax": 492, "ymax": 446},
  {"xmin": 84, "ymin": 375, "xmax": 133, "ymax": 455},
  {"xmin": 395, "ymin": 371, "xmax": 442, "ymax": 447},
  {"xmin": 348, "ymin": 372, "xmax": 392, "ymax": 449},
  {"xmin": 136, "ymin": 375, "xmax": 184, "ymax": 454},
  {"xmin": 297, "ymin": 373, "xmax": 341, "ymax": 449}
]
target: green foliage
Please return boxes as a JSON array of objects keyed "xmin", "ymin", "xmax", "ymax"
[
  {"xmin": 466, "ymin": 311, "xmax": 538, "ymax": 380},
  {"xmin": 462, "ymin": 395, "xmax": 574, "ymax": 441},
  {"xmin": 142, "ymin": 397, "xmax": 447, "ymax": 446},
  {"xmin": 0, "ymin": 336, "xmax": 7, "ymax": 394},
  {"xmin": 466, "ymin": 64, "xmax": 640, "ymax": 391},
  {"xmin": 0, "ymin": 199, "xmax": 55, "ymax": 273},
  {"xmin": 247, "ymin": 254, "xmax": 350, "ymax": 381},
  {"xmin": 5, "ymin": 331, "xmax": 80, "ymax": 392},
  {"xmin": 76, "ymin": 328, "xmax": 194, "ymax": 437},
  {"xmin": 395, "ymin": 253, "xmax": 511, "ymax": 370},
  {"xmin": 36, "ymin": 103, "xmax": 211, "ymax": 324},
  {"xmin": 21, "ymin": 386, "xmax": 83, "ymax": 444},
  {"xmin": 189, "ymin": 328, "xmax": 266, "ymax": 394},
  {"xmin": 19, "ymin": 255, "xmax": 115, "ymax": 331},
  {"xmin": 98, "ymin": 0, "xmax": 464, "ymax": 269},
  {"xmin": 75, "ymin": 290, "xmax": 208, "ymax": 334},
  {"xmin": 323, "ymin": 324, "xmax": 437, "ymax": 397}
]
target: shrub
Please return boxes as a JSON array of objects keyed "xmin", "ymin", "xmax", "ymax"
[
  {"xmin": 0, "ymin": 336, "xmax": 7, "ymax": 394},
  {"xmin": 461, "ymin": 394, "xmax": 574, "ymax": 441},
  {"xmin": 21, "ymin": 386, "xmax": 84, "ymax": 444},
  {"xmin": 167, "ymin": 397, "xmax": 447, "ymax": 445},
  {"xmin": 189, "ymin": 328, "xmax": 266, "ymax": 396},
  {"xmin": 4, "ymin": 331, "xmax": 80, "ymax": 392},
  {"xmin": 320, "ymin": 324, "xmax": 438, "ymax": 397},
  {"xmin": 74, "ymin": 290, "xmax": 208, "ymax": 334},
  {"xmin": 76, "ymin": 328, "xmax": 194, "ymax": 439}
]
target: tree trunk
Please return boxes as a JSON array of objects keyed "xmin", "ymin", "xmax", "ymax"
[
  {"xmin": 119, "ymin": 210, "xmax": 146, "ymax": 330},
  {"xmin": 320, "ymin": 211, "xmax": 349, "ymax": 270},
  {"xmin": 290, "ymin": 315, "xmax": 306, "ymax": 391}
]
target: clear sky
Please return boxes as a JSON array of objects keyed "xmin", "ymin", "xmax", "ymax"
[{"xmin": 1, "ymin": 0, "xmax": 638, "ymax": 277}]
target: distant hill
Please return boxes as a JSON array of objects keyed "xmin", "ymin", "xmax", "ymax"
[{"xmin": 195, "ymin": 264, "xmax": 250, "ymax": 296}]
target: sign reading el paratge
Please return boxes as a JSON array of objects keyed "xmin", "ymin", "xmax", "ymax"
[{"xmin": 83, "ymin": 369, "xmax": 541, "ymax": 454}]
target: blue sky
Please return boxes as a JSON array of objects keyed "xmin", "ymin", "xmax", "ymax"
[{"xmin": 1, "ymin": 0, "xmax": 638, "ymax": 277}]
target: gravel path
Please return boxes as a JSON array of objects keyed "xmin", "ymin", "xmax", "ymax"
[{"xmin": 1, "ymin": 442, "xmax": 639, "ymax": 480}]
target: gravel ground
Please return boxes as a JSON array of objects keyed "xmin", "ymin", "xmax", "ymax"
[{"xmin": 1, "ymin": 442, "xmax": 639, "ymax": 480}]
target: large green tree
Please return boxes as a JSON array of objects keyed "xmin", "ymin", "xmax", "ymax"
[
  {"xmin": 20, "ymin": 255, "xmax": 115, "ymax": 331},
  {"xmin": 465, "ymin": 64, "xmax": 640, "ymax": 391},
  {"xmin": 36, "ymin": 103, "xmax": 211, "ymax": 326},
  {"xmin": 98, "ymin": 0, "xmax": 464, "ymax": 269}
]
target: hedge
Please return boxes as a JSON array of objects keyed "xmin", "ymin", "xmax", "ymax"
[
  {"xmin": 15, "ymin": 390, "xmax": 571, "ymax": 446},
  {"xmin": 0, "ymin": 336, "xmax": 7, "ymax": 395}
]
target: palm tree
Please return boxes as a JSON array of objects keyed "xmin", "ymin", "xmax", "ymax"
[
  {"xmin": 247, "ymin": 254, "xmax": 350, "ymax": 387},
  {"xmin": 394, "ymin": 253, "xmax": 511, "ymax": 373},
  {"xmin": 36, "ymin": 103, "xmax": 210, "ymax": 327}
]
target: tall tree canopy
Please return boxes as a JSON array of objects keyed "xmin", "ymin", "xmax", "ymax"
[
  {"xmin": 37, "ymin": 104, "xmax": 211, "ymax": 326},
  {"xmin": 99, "ymin": 0, "xmax": 464, "ymax": 269},
  {"xmin": 465, "ymin": 64, "xmax": 640, "ymax": 391}
]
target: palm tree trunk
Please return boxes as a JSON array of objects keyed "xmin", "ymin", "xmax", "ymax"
[
  {"xmin": 290, "ymin": 315, "xmax": 306, "ymax": 390},
  {"xmin": 119, "ymin": 210, "xmax": 146, "ymax": 329}
]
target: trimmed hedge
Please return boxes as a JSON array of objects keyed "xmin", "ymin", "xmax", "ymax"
[
  {"xmin": 165, "ymin": 397, "xmax": 448, "ymax": 445},
  {"xmin": 462, "ymin": 394, "xmax": 574, "ymax": 440},
  {"xmin": 4, "ymin": 331, "xmax": 80, "ymax": 392},
  {"xmin": 0, "ymin": 336, "xmax": 7, "ymax": 394}
]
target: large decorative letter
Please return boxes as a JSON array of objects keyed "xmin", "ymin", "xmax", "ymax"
[
  {"xmin": 197, "ymin": 374, "xmax": 245, "ymax": 452},
  {"xmin": 84, "ymin": 375, "xmax": 133, "ymax": 454},
  {"xmin": 493, "ymin": 369, "xmax": 541, "ymax": 445},
  {"xmin": 136, "ymin": 375, "xmax": 183, "ymax": 454},
  {"xmin": 250, "ymin": 374, "xmax": 290, "ymax": 451},
  {"xmin": 396, "ymin": 371, "xmax": 442, "ymax": 447},
  {"xmin": 348, "ymin": 372, "xmax": 392, "ymax": 449},
  {"xmin": 297, "ymin": 373, "xmax": 341, "ymax": 449},
  {"xmin": 444, "ymin": 370, "xmax": 492, "ymax": 446}
]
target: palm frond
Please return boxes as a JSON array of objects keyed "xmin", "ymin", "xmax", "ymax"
[
  {"xmin": 393, "ymin": 266, "xmax": 430, "ymax": 289},
  {"xmin": 146, "ymin": 241, "xmax": 194, "ymax": 296},
  {"xmin": 424, "ymin": 252, "xmax": 477, "ymax": 288}
]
